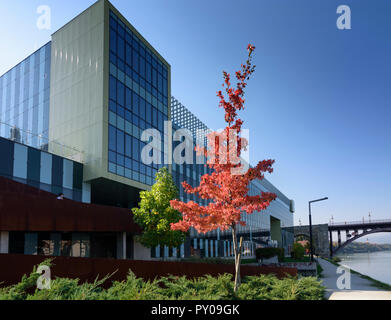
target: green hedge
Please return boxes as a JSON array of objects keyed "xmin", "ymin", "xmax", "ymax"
[
  {"xmin": 255, "ymin": 247, "xmax": 284, "ymax": 262},
  {"xmin": 0, "ymin": 259, "xmax": 325, "ymax": 300},
  {"xmin": 291, "ymin": 242, "xmax": 305, "ymax": 260}
]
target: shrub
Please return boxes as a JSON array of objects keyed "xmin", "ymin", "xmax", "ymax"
[
  {"xmin": 332, "ymin": 257, "xmax": 341, "ymax": 263},
  {"xmin": 255, "ymin": 247, "xmax": 284, "ymax": 262},
  {"xmin": 0, "ymin": 262, "xmax": 325, "ymax": 300},
  {"xmin": 291, "ymin": 242, "xmax": 305, "ymax": 260}
]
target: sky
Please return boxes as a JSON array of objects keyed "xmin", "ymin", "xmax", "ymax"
[{"xmin": 0, "ymin": 0, "xmax": 390, "ymax": 241}]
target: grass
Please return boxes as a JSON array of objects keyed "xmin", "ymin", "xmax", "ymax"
[
  {"xmin": 316, "ymin": 262, "xmax": 324, "ymax": 278},
  {"xmin": 323, "ymin": 257, "xmax": 391, "ymax": 291}
]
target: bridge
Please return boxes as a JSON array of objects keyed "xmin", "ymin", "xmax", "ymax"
[
  {"xmin": 328, "ymin": 219, "xmax": 391, "ymax": 256},
  {"xmin": 292, "ymin": 219, "xmax": 391, "ymax": 257}
]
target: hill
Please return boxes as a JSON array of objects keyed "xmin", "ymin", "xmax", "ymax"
[{"xmin": 336, "ymin": 242, "xmax": 391, "ymax": 254}]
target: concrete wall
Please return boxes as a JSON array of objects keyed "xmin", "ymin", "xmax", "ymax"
[
  {"xmin": 133, "ymin": 240, "xmax": 151, "ymax": 260},
  {"xmin": 293, "ymin": 224, "xmax": 330, "ymax": 257}
]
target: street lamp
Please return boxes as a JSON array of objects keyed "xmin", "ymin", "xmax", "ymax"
[{"xmin": 309, "ymin": 197, "xmax": 328, "ymax": 262}]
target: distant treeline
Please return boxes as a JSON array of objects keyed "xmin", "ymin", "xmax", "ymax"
[{"xmin": 335, "ymin": 242, "xmax": 391, "ymax": 254}]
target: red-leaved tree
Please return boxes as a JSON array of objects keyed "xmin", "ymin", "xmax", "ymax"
[{"xmin": 170, "ymin": 45, "xmax": 277, "ymax": 291}]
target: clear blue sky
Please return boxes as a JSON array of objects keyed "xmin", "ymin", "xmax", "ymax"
[{"xmin": 0, "ymin": 1, "xmax": 390, "ymax": 238}]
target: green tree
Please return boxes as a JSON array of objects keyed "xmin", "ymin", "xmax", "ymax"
[
  {"xmin": 292, "ymin": 242, "xmax": 305, "ymax": 260},
  {"xmin": 132, "ymin": 167, "xmax": 187, "ymax": 248}
]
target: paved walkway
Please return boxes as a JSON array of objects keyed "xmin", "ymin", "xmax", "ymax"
[{"xmin": 317, "ymin": 258, "xmax": 391, "ymax": 300}]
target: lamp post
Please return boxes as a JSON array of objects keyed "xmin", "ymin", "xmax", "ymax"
[{"xmin": 309, "ymin": 197, "xmax": 328, "ymax": 262}]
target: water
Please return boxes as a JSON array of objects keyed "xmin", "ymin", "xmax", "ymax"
[{"xmin": 337, "ymin": 251, "xmax": 391, "ymax": 285}]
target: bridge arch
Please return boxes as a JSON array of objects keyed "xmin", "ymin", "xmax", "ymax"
[
  {"xmin": 332, "ymin": 228, "xmax": 391, "ymax": 255},
  {"xmin": 294, "ymin": 233, "xmax": 310, "ymax": 240}
]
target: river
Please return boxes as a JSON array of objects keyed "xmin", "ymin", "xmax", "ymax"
[{"xmin": 337, "ymin": 251, "xmax": 391, "ymax": 285}]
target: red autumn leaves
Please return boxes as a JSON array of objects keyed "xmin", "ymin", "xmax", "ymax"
[{"xmin": 170, "ymin": 44, "xmax": 276, "ymax": 234}]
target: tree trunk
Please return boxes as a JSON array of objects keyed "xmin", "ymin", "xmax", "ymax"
[{"xmin": 232, "ymin": 224, "xmax": 243, "ymax": 293}]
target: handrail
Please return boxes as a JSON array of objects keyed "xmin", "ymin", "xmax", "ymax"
[
  {"xmin": 330, "ymin": 219, "xmax": 391, "ymax": 227},
  {"xmin": 0, "ymin": 120, "xmax": 84, "ymax": 163}
]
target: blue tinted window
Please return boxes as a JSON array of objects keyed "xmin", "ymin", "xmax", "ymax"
[
  {"xmin": 139, "ymin": 78, "xmax": 145, "ymax": 90},
  {"xmin": 117, "ymin": 154, "xmax": 125, "ymax": 166},
  {"xmin": 133, "ymin": 92, "xmax": 139, "ymax": 114},
  {"xmin": 117, "ymin": 105, "xmax": 125, "ymax": 118},
  {"xmin": 125, "ymin": 157, "xmax": 131, "ymax": 169},
  {"xmin": 125, "ymin": 65, "xmax": 132, "ymax": 77},
  {"xmin": 125, "ymin": 44, "xmax": 132, "ymax": 66},
  {"xmin": 110, "ymin": 51, "xmax": 117, "ymax": 65},
  {"xmin": 133, "ymin": 38, "xmax": 139, "ymax": 52},
  {"xmin": 109, "ymin": 125, "xmax": 116, "ymax": 151},
  {"xmin": 109, "ymin": 150, "xmax": 116, "ymax": 163},
  {"xmin": 125, "ymin": 110, "xmax": 131, "ymax": 122},
  {"xmin": 163, "ymin": 78, "xmax": 168, "ymax": 95},
  {"xmin": 132, "ymin": 160, "xmax": 139, "ymax": 171},
  {"xmin": 117, "ymin": 36, "xmax": 125, "ymax": 60},
  {"xmin": 132, "ymin": 113, "xmax": 139, "ymax": 126},
  {"xmin": 152, "ymin": 68, "xmax": 157, "ymax": 88},
  {"xmin": 125, "ymin": 87, "xmax": 132, "ymax": 110},
  {"xmin": 140, "ymin": 98, "xmax": 146, "ymax": 119},
  {"xmin": 152, "ymin": 57, "xmax": 157, "ymax": 69},
  {"xmin": 132, "ymin": 51, "xmax": 139, "ymax": 73},
  {"xmin": 140, "ymin": 163, "xmax": 146, "ymax": 175},
  {"xmin": 117, "ymin": 58, "xmax": 125, "ymax": 72},
  {"xmin": 110, "ymin": 29, "xmax": 117, "ymax": 53},
  {"xmin": 125, "ymin": 134, "xmax": 132, "ymax": 157},
  {"xmin": 125, "ymin": 32, "xmax": 132, "ymax": 45},
  {"xmin": 109, "ymin": 76, "xmax": 116, "ymax": 101},
  {"xmin": 110, "ymin": 16, "xmax": 117, "ymax": 30},
  {"xmin": 117, "ymin": 129, "xmax": 124, "ymax": 155},
  {"xmin": 118, "ymin": 24, "xmax": 125, "ymax": 38},
  {"xmin": 146, "ymin": 103, "xmax": 152, "ymax": 124},
  {"xmin": 146, "ymin": 63, "xmax": 151, "ymax": 83},
  {"xmin": 158, "ymin": 73, "xmax": 163, "ymax": 93},
  {"xmin": 146, "ymin": 82, "xmax": 152, "ymax": 94},
  {"xmin": 152, "ymin": 107, "xmax": 157, "ymax": 128},
  {"xmin": 109, "ymin": 100, "xmax": 116, "ymax": 113},
  {"xmin": 117, "ymin": 81, "xmax": 124, "ymax": 106},
  {"xmin": 140, "ymin": 57, "xmax": 146, "ymax": 79},
  {"xmin": 146, "ymin": 51, "xmax": 151, "ymax": 63},
  {"xmin": 139, "ymin": 119, "xmax": 146, "ymax": 130},
  {"xmin": 132, "ymin": 70, "xmax": 139, "ymax": 83},
  {"xmin": 132, "ymin": 137, "xmax": 139, "ymax": 161}
]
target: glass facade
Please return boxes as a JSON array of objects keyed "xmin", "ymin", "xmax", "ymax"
[
  {"xmin": 0, "ymin": 42, "xmax": 51, "ymax": 150},
  {"xmin": 0, "ymin": 136, "xmax": 83, "ymax": 201},
  {"xmin": 170, "ymin": 97, "xmax": 212, "ymax": 206},
  {"xmin": 108, "ymin": 11, "xmax": 169, "ymax": 186}
]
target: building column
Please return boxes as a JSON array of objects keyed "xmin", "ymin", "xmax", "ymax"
[
  {"xmin": 337, "ymin": 230, "xmax": 341, "ymax": 247},
  {"xmin": 116, "ymin": 232, "xmax": 126, "ymax": 259},
  {"xmin": 0, "ymin": 232, "xmax": 9, "ymax": 254},
  {"xmin": 329, "ymin": 230, "xmax": 333, "ymax": 257}
]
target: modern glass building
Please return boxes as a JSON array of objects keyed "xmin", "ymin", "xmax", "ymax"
[
  {"xmin": 0, "ymin": 0, "xmax": 294, "ymax": 260},
  {"xmin": 108, "ymin": 10, "xmax": 169, "ymax": 186},
  {"xmin": 0, "ymin": 43, "xmax": 51, "ymax": 150}
]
